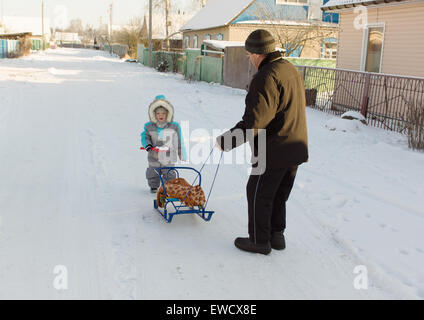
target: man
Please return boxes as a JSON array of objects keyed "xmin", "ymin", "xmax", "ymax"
[{"xmin": 216, "ymin": 29, "xmax": 308, "ymax": 255}]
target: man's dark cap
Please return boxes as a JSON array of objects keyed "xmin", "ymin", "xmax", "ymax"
[{"xmin": 245, "ymin": 29, "xmax": 276, "ymax": 54}]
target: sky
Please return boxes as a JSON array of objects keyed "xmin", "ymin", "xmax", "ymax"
[{"xmin": 0, "ymin": 0, "xmax": 200, "ymax": 28}]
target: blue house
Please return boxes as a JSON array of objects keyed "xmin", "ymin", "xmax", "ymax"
[{"xmin": 181, "ymin": 0, "xmax": 339, "ymax": 58}]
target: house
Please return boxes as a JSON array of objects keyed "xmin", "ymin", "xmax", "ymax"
[
  {"xmin": 321, "ymin": 0, "xmax": 424, "ymax": 77},
  {"xmin": 54, "ymin": 32, "xmax": 81, "ymax": 45},
  {"xmin": 1, "ymin": 16, "xmax": 51, "ymax": 41},
  {"xmin": 180, "ymin": 0, "xmax": 339, "ymax": 58}
]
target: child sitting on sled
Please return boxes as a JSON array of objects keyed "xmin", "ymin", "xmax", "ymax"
[{"xmin": 141, "ymin": 95, "xmax": 187, "ymax": 193}]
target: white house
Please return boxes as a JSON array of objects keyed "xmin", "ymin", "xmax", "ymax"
[{"xmin": 1, "ymin": 16, "xmax": 51, "ymax": 40}]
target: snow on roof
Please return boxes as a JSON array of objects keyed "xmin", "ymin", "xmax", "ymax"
[
  {"xmin": 235, "ymin": 19, "xmax": 338, "ymax": 27},
  {"xmin": 2, "ymin": 16, "xmax": 51, "ymax": 36},
  {"xmin": 321, "ymin": 0, "xmax": 407, "ymax": 11},
  {"xmin": 203, "ymin": 40, "xmax": 245, "ymax": 50},
  {"xmin": 181, "ymin": 0, "xmax": 255, "ymax": 31}
]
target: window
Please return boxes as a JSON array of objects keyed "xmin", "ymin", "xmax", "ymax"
[
  {"xmin": 184, "ymin": 36, "xmax": 190, "ymax": 48},
  {"xmin": 217, "ymin": 33, "xmax": 223, "ymax": 40},
  {"xmin": 321, "ymin": 38, "xmax": 338, "ymax": 59},
  {"xmin": 361, "ymin": 25, "xmax": 385, "ymax": 73},
  {"xmin": 283, "ymin": 43, "xmax": 302, "ymax": 57},
  {"xmin": 193, "ymin": 35, "xmax": 198, "ymax": 48},
  {"xmin": 205, "ymin": 34, "xmax": 211, "ymax": 40}
]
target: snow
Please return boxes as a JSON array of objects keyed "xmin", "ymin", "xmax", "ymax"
[
  {"xmin": 324, "ymin": 117, "xmax": 365, "ymax": 132},
  {"xmin": 180, "ymin": 0, "xmax": 255, "ymax": 31},
  {"xmin": 2, "ymin": 16, "xmax": 51, "ymax": 37},
  {"xmin": 203, "ymin": 40, "xmax": 245, "ymax": 50},
  {"xmin": 341, "ymin": 111, "xmax": 366, "ymax": 121},
  {"xmin": 324, "ymin": 111, "xmax": 367, "ymax": 132},
  {"xmin": 1, "ymin": 48, "xmax": 424, "ymax": 299},
  {"xmin": 321, "ymin": 0, "xmax": 388, "ymax": 10}
]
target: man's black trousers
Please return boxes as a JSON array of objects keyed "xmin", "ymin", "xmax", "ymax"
[{"xmin": 246, "ymin": 166, "xmax": 298, "ymax": 244}]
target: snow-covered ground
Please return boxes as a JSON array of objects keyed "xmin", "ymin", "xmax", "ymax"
[{"xmin": 0, "ymin": 48, "xmax": 423, "ymax": 300}]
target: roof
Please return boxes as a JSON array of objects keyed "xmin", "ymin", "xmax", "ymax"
[
  {"xmin": 235, "ymin": 19, "xmax": 338, "ymax": 28},
  {"xmin": 180, "ymin": 0, "xmax": 255, "ymax": 31},
  {"xmin": 322, "ymin": 0, "xmax": 407, "ymax": 11},
  {"xmin": 0, "ymin": 32, "xmax": 33, "ymax": 39},
  {"xmin": 203, "ymin": 40, "xmax": 245, "ymax": 50},
  {"xmin": 2, "ymin": 16, "xmax": 51, "ymax": 36}
]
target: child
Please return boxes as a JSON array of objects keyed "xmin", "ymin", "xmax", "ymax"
[{"xmin": 141, "ymin": 95, "xmax": 187, "ymax": 193}]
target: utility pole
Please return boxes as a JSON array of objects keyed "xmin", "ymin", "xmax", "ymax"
[
  {"xmin": 108, "ymin": 1, "xmax": 113, "ymax": 54},
  {"xmin": 1, "ymin": 0, "xmax": 4, "ymax": 25},
  {"xmin": 42, "ymin": 0, "xmax": 45, "ymax": 50},
  {"xmin": 165, "ymin": 0, "xmax": 170, "ymax": 51},
  {"xmin": 148, "ymin": 0, "xmax": 152, "ymax": 67}
]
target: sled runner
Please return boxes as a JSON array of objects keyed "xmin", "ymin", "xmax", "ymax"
[
  {"xmin": 153, "ymin": 166, "xmax": 215, "ymax": 223},
  {"xmin": 140, "ymin": 147, "xmax": 223, "ymax": 223}
]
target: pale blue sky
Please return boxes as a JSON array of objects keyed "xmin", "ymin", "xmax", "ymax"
[{"xmin": 1, "ymin": 0, "xmax": 197, "ymax": 27}]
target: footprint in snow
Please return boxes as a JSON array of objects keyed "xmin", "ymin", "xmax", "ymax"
[
  {"xmin": 335, "ymin": 199, "xmax": 348, "ymax": 208},
  {"xmin": 176, "ymin": 266, "xmax": 184, "ymax": 280}
]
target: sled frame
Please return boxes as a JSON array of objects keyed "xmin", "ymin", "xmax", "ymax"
[{"xmin": 153, "ymin": 167, "xmax": 215, "ymax": 223}]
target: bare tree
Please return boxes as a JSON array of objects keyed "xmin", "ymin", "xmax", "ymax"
[
  {"xmin": 404, "ymin": 101, "xmax": 424, "ymax": 151},
  {"xmin": 66, "ymin": 18, "xmax": 84, "ymax": 34},
  {"xmin": 149, "ymin": 0, "xmax": 171, "ymax": 50},
  {"xmin": 113, "ymin": 17, "xmax": 145, "ymax": 58},
  {"xmin": 254, "ymin": 3, "xmax": 336, "ymax": 58}
]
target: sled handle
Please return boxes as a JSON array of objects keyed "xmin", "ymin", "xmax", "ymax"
[{"xmin": 140, "ymin": 146, "xmax": 169, "ymax": 152}]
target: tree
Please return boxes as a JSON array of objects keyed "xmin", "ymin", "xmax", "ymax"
[
  {"xmin": 150, "ymin": 0, "xmax": 171, "ymax": 50},
  {"xmin": 253, "ymin": 3, "xmax": 337, "ymax": 58},
  {"xmin": 66, "ymin": 18, "xmax": 84, "ymax": 34},
  {"xmin": 112, "ymin": 17, "xmax": 145, "ymax": 58}
]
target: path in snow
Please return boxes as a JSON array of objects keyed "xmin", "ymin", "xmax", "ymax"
[{"xmin": 0, "ymin": 48, "xmax": 422, "ymax": 299}]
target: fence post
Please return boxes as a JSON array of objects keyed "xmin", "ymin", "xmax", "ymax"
[{"xmin": 361, "ymin": 73, "xmax": 371, "ymax": 118}]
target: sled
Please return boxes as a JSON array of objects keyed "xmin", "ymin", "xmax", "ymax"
[
  {"xmin": 153, "ymin": 166, "xmax": 215, "ymax": 223},
  {"xmin": 140, "ymin": 146, "xmax": 223, "ymax": 223}
]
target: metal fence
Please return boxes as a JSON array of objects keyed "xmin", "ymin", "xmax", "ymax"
[
  {"xmin": 0, "ymin": 39, "xmax": 21, "ymax": 58},
  {"xmin": 297, "ymin": 66, "xmax": 424, "ymax": 133}
]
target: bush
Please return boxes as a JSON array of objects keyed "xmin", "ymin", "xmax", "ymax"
[
  {"xmin": 405, "ymin": 101, "xmax": 424, "ymax": 151},
  {"xmin": 156, "ymin": 59, "xmax": 169, "ymax": 73}
]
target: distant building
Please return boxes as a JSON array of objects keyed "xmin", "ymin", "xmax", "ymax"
[
  {"xmin": 1, "ymin": 16, "xmax": 51, "ymax": 40},
  {"xmin": 181, "ymin": 0, "xmax": 338, "ymax": 58},
  {"xmin": 322, "ymin": 0, "xmax": 424, "ymax": 76},
  {"xmin": 54, "ymin": 32, "xmax": 81, "ymax": 44}
]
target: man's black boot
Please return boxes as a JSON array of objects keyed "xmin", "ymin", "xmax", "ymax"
[
  {"xmin": 271, "ymin": 231, "xmax": 286, "ymax": 250},
  {"xmin": 234, "ymin": 237, "xmax": 271, "ymax": 255}
]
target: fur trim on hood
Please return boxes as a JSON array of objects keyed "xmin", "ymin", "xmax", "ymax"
[{"xmin": 148, "ymin": 97, "xmax": 174, "ymax": 124}]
